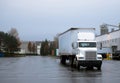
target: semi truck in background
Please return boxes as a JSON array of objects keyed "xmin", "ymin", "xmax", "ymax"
[{"xmin": 58, "ymin": 28, "xmax": 102, "ymax": 70}]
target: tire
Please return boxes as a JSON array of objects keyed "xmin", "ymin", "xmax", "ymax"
[
  {"xmin": 97, "ymin": 62, "xmax": 102, "ymax": 70},
  {"xmin": 69, "ymin": 56, "xmax": 74, "ymax": 67},
  {"xmin": 118, "ymin": 55, "xmax": 120, "ymax": 60},
  {"xmin": 77, "ymin": 63, "xmax": 80, "ymax": 70},
  {"xmin": 75, "ymin": 59, "xmax": 80, "ymax": 70},
  {"xmin": 60, "ymin": 56, "xmax": 66, "ymax": 64},
  {"xmin": 97, "ymin": 66, "xmax": 101, "ymax": 70}
]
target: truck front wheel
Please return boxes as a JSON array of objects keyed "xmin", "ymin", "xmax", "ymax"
[
  {"xmin": 97, "ymin": 66, "xmax": 101, "ymax": 70},
  {"xmin": 97, "ymin": 62, "xmax": 102, "ymax": 70}
]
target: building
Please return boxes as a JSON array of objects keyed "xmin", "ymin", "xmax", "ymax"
[
  {"xmin": 19, "ymin": 41, "xmax": 30, "ymax": 54},
  {"xmin": 19, "ymin": 41, "xmax": 41, "ymax": 55},
  {"xmin": 35, "ymin": 41, "xmax": 41, "ymax": 55},
  {"xmin": 100, "ymin": 24, "xmax": 108, "ymax": 35},
  {"xmin": 96, "ymin": 29, "xmax": 120, "ymax": 54},
  {"xmin": 19, "ymin": 40, "xmax": 55, "ymax": 55}
]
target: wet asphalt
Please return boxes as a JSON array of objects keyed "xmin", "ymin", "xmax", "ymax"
[{"xmin": 0, "ymin": 56, "xmax": 120, "ymax": 83}]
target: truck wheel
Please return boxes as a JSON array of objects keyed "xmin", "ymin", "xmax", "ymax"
[
  {"xmin": 118, "ymin": 55, "xmax": 120, "ymax": 60},
  {"xmin": 60, "ymin": 56, "xmax": 66, "ymax": 64},
  {"xmin": 69, "ymin": 56, "xmax": 74, "ymax": 67},
  {"xmin": 97, "ymin": 66, "xmax": 101, "ymax": 70},
  {"xmin": 75, "ymin": 59, "xmax": 80, "ymax": 70},
  {"xmin": 77, "ymin": 63, "xmax": 80, "ymax": 70}
]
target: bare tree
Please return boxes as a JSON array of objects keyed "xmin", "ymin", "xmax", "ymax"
[
  {"xmin": 28, "ymin": 41, "xmax": 32, "ymax": 53},
  {"xmin": 54, "ymin": 33, "xmax": 59, "ymax": 49},
  {"xmin": 9, "ymin": 28, "xmax": 19, "ymax": 39},
  {"xmin": 8, "ymin": 28, "xmax": 21, "ymax": 46},
  {"xmin": 32, "ymin": 43, "xmax": 36, "ymax": 54}
]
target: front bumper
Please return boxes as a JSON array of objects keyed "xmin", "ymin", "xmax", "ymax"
[{"xmin": 78, "ymin": 60, "xmax": 102, "ymax": 67}]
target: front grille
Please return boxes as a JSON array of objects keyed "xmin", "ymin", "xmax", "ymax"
[{"xmin": 85, "ymin": 51, "xmax": 96, "ymax": 60}]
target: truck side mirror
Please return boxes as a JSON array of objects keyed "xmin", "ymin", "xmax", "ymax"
[{"xmin": 72, "ymin": 42, "xmax": 78, "ymax": 49}]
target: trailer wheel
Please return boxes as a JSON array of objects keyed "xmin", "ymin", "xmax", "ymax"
[{"xmin": 60, "ymin": 56, "xmax": 66, "ymax": 64}]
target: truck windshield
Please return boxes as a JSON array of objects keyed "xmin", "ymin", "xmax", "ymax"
[{"xmin": 79, "ymin": 42, "xmax": 96, "ymax": 47}]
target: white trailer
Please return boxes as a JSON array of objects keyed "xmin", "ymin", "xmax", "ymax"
[{"xmin": 59, "ymin": 28, "xmax": 102, "ymax": 70}]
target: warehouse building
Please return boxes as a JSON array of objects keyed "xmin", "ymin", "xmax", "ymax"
[{"xmin": 96, "ymin": 28, "xmax": 120, "ymax": 54}]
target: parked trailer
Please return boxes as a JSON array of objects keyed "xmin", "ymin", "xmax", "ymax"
[{"xmin": 58, "ymin": 28, "xmax": 102, "ymax": 70}]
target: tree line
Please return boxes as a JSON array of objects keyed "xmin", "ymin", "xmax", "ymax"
[
  {"xmin": 0, "ymin": 28, "xmax": 59, "ymax": 56},
  {"xmin": 0, "ymin": 28, "xmax": 20, "ymax": 54},
  {"xmin": 27, "ymin": 41, "xmax": 36, "ymax": 54},
  {"xmin": 40, "ymin": 39, "xmax": 57, "ymax": 56}
]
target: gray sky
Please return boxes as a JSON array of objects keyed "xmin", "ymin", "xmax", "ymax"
[{"xmin": 0, "ymin": 0, "xmax": 120, "ymax": 41}]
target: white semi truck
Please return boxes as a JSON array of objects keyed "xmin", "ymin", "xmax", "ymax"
[{"xmin": 58, "ymin": 28, "xmax": 102, "ymax": 70}]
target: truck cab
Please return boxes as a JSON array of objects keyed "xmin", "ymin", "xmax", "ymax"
[{"xmin": 73, "ymin": 41, "xmax": 102, "ymax": 70}]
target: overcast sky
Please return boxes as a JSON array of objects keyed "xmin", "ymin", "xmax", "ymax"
[{"xmin": 0, "ymin": 0, "xmax": 120, "ymax": 41}]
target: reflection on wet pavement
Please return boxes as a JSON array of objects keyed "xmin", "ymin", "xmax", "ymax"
[{"xmin": 0, "ymin": 56, "xmax": 120, "ymax": 83}]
